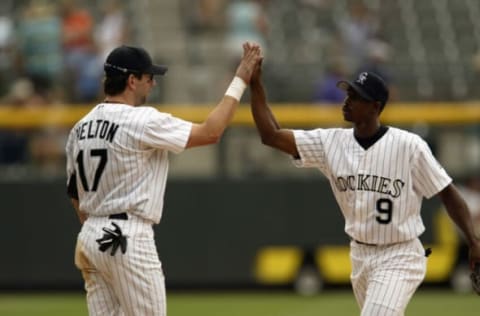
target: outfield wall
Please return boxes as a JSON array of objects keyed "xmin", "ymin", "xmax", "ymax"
[
  {"xmin": 0, "ymin": 179, "xmax": 440, "ymax": 289},
  {"xmin": 0, "ymin": 103, "xmax": 479, "ymax": 128}
]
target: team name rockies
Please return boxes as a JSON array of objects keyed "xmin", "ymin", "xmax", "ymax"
[
  {"xmin": 334, "ymin": 174, "xmax": 405, "ymax": 198},
  {"xmin": 75, "ymin": 120, "xmax": 119, "ymax": 143}
]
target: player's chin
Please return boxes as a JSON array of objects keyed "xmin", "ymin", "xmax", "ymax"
[{"xmin": 342, "ymin": 111, "xmax": 353, "ymax": 122}]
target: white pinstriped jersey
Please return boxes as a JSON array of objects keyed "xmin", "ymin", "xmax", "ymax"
[
  {"xmin": 66, "ymin": 102, "xmax": 192, "ymax": 224},
  {"xmin": 293, "ymin": 127, "xmax": 452, "ymax": 244}
]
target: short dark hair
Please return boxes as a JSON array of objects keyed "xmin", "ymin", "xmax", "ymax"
[{"xmin": 103, "ymin": 72, "xmax": 142, "ymax": 96}]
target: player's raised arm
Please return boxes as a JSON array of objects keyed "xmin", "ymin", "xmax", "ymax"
[
  {"xmin": 186, "ymin": 42, "xmax": 262, "ymax": 148},
  {"xmin": 250, "ymin": 58, "xmax": 299, "ymax": 158}
]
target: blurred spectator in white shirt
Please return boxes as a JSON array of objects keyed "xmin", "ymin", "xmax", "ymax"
[
  {"xmin": 336, "ymin": 1, "xmax": 378, "ymax": 73},
  {"xmin": 225, "ymin": 0, "xmax": 268, "ymax": 63},
  {"xmin": 0, "ymin": 15, "xmax": 14, "ymax": 97},
  {"xmin": 17, "ymin": 0, "xmax": 62, "ymax": 101},
  {"xmin": 95, "ymin": 0, "xmax": 129, "ymax": 63}
]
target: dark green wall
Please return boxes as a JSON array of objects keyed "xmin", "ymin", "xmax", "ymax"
[{"xmin": 0, "ymin": 179, "xmax": 440, "ymax": 289}]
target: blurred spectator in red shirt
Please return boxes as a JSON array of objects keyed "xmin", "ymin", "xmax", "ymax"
[
  {"xmin": 62, "ymin": 0, "xmax": 94, "ymax": 52},
  {"xmin": 61, "ymin": 0, "xmax": 101, "ymax": 103}
]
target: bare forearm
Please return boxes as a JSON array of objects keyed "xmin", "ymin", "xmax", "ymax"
[
  {"xmin": 440, "ymin": 185, "xmax": 478, "ymax": 245},
  {"xmin": 250, "ymin": 79, "xmax": 299, "ymax": 156},
  {"xmin": 203, "ymin": 96, "xmax": 239, "ymax": 140},
  {"xmin": 186, "ymin": 76, "xmax": 249, "ymax": 148},
  {"xmin": 251, "ymin": 80, "xmax": 280, "ymax": 142},
  {"xmin": 207, "ymin": 40, "xmax": 259, "ymax": 137}
]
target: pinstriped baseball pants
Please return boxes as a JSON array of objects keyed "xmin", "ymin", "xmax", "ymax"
[
  {"xmin": 75, "ymin": 215, "xmax": 166, "ymax": 316},
  {"xmin": 350, "ymin": 238, "xmax": 427, "ymax": 316}
]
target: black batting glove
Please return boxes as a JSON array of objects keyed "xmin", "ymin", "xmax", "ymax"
[{"xmin": 96, "ymin": 222, "xmax": 128, "ymax": 256}]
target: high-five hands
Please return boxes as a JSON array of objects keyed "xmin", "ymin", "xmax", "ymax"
[{"xmin": 235, "ymin": 42, "xmax": 263, "ymax": 84}]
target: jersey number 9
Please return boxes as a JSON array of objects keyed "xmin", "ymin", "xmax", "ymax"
[{"xmin": 376, "ymin": 198, "xmax": 393, "ymax": 224}]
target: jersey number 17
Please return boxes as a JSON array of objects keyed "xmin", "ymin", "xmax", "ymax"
[{"xmin": 75, "ymin": 149, "xmax": 108, "ymax": 192}]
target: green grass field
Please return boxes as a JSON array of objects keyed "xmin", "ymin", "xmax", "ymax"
[{"xmin": 0, "ymin": 290, "xmax": 479, "ymax": 316}]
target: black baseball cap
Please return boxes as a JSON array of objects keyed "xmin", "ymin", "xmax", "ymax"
[
  {"xmin": 104, "ymin": 45, "xmax": 168, "ymax": 76},
  {"xmin": 337, "ymin": 72, "xmax": 389, "ymax": 105}
]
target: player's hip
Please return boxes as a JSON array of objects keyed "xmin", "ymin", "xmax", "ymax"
[
  {"xmin": 81, "ymin": 212, "xmax": 155, "ymax": 239},
  {"xmin": 350, "ymin": 238, "xmax": 427, "ymax": 270},
  {"xmin": 76, "ymin": 214, "xmax": 161, "ymax": 271}
]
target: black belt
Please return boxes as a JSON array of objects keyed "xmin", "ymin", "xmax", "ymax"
[
  {"xmin": 353, "ymin": 239, "xmax": 378, "ymax": 246},
  {"xmin": 108, "ymin": 212, "xmax": 128, "ymax": 220}
]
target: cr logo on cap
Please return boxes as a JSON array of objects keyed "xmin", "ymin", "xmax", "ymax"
[{"xmin": 356, "ymin": 72, "xmax": 368, "ymax": 85}]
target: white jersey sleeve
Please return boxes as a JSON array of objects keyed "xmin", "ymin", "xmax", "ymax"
[
  {"xmin": 291, "ymin": 128, "xmax": 332, "ymax": 174},
  {"xmin": 411, "ymin": 138, "xmax": 452, "ymax": 198},
  {"xmin": 65, "ymin": 129, "xmax": 75, "ymax": 180},
  {"xmin": 141, "ymin": 109, "xmax": 192, "ymax": 153},
  {"xmin": 65, "ymin": 127, "xmax": 79, "ymax": 198}
]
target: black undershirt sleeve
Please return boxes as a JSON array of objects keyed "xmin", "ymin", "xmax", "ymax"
[{"xmin": 67, "ymin": 173, "xmax": 79, "ymax": 200}]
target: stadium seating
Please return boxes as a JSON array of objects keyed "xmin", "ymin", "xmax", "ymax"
[{"xmin": 139, "ymin": 0, "xmax": 480, "ymax": 102}]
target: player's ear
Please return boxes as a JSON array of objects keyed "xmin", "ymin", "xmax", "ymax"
[
  {"xmin": 126, "ymin": 74, "xmax": 137, "ymax": 89},
  {"xmin": 373, "ymin": 101, "xmax": 382, "ymax": 114}
]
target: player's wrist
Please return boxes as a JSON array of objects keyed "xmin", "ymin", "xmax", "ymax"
[{"xmin": 225, "ymin": 76, "xmax": 247, "ymax": 101}]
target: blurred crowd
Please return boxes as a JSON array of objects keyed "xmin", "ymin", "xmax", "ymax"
[
  {"xmin": 0, "ymin": 0, "xmax": 128, "ymax": 106},
  {"xmin": 310, "ymin": 1, "xmax": 396, "ymax": 104},
  {"xmin": 0, "ymin": 0, "xmax": 129, "ymax": 175},
  {"xmin": 8, "ymin": 0, "xmax": 383, "ymax": 103}
]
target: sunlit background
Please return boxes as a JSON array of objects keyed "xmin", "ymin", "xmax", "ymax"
[{"xmin": 0, "ymin": 0, "xmax": 479, "ymax": 315}]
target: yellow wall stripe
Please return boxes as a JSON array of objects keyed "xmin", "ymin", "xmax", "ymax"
[{"xmin": 0, "ymin": 103, "xmax": 478, "ymax": 128}]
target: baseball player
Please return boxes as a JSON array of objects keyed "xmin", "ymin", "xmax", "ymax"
[
  {"xmin": 249, "ymin": 61, "xmax": 480, "ymax": 314},
  {"xmin": 65, "ymin": 43, "xmax": 261, "ymax": 316}
]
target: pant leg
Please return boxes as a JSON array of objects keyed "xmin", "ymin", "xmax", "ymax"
[
  {"xmin": 350, "ymin": 240, "xmax": 368, "ymax": 309},
  {"xmin": 75, "ymin": 239, "xmax": 122, "ymax": 316},
  {"xmin": 360, "ymin": 239, "xmax": 427, "ymax": 316},
  {"xmin": 79, "ymin": 216, "xmax": 166, "ymax": 316},
  {"xmin": 108, "ymin": 237, "xmax": 166, "ymax": 316}
]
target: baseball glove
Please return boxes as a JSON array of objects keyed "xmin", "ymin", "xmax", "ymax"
[{"xmin": 471, "ymin": 263, "xmax": 480, "ymax": 295}]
